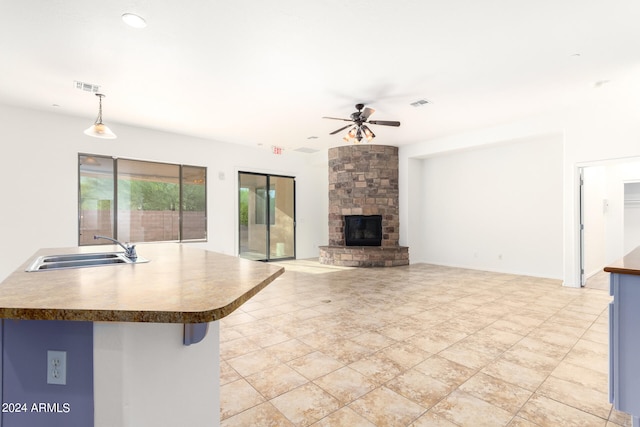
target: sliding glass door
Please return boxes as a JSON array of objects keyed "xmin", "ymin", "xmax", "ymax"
[{"xmin": 238, "ymin": 172, "xmax": 295, "ymax": 261}]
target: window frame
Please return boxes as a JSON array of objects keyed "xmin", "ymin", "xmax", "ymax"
[{"xmin": 78, "ymin": 153, "xmax": 207, "ymax": 245}]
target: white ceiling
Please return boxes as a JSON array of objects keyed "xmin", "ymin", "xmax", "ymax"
[{"xmin": 1, "ymin": 0, "xmax": 639, "ymax": 153}]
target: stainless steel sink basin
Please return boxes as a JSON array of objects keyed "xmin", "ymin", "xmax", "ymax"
[{"xmin": 26, "ymin": 252, "xmax": 149, "ymax": 272}]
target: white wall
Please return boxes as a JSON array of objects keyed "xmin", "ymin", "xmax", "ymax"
[
  {"xmin": 400, "ymin": 68, "xmax": 640, "ymax": 286},
  {"xmin": 0, "ymin": 104, "xmax": 327, "ymax": 281},
  {"xmin": 414, "ymin": 135, "xmax": 563, "ymax": 279}
]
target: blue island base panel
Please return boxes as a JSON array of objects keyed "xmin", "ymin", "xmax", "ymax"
[{"xmin": 1, "ymin": 319, "xmax": 93, "ymax": 427}]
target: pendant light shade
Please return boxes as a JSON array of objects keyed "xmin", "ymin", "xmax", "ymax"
[{"xmin": 84, "ymin": 93, "xmax": 117, "ymax": 139}]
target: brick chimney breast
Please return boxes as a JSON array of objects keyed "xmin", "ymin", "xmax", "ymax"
[{"xmin": 320, "ymin": 145, "xmax": 409, "ymax": 267}]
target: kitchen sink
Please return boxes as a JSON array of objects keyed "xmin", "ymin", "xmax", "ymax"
[{"xmin": 26, "ymin": 252, "xmax": 149, "ymax": 272}]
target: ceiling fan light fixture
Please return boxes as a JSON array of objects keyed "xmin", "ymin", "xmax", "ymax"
[
  {"xmin": 355, "ymin": 127, "xmax": 363, "ymax": 143},
  {"xmin": 325, "ymin": 104, "xmax": 400, "ymax": 144},
  {"xmin": 343, "ymin": 126, "xmax": 357, "ymax": 142},
  {"xmin": 84, "ymin": 93, "xmax": 117, "ymax": 139},
  {"xmin": 362, "ymin": 125, "xmax": 375, "ymax": 142}
]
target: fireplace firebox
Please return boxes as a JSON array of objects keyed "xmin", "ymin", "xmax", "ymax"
[{"xmin": 344, "ymin": 215, "xmax": 382, "ymax": 246}]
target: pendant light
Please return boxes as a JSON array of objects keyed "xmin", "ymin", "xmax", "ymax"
[{"xmin": 84, "ymin": 93, "xmax": 117, "ymax": 139}]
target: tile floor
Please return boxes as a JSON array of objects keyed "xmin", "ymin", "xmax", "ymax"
[{"xmin": 220, "ymin": 260, "xmax": 631, "ymax": 426}]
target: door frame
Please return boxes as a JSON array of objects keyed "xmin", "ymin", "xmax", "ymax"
[{"xmin": 237, "ymin": 171, "xmax": 296, "ymax": 262}]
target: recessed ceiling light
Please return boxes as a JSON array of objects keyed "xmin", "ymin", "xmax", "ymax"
[{"xmin": 122, "ymin": 13, "xmax": 147, "ymax": 29}]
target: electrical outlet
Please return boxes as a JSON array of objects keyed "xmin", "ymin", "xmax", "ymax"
[{"xmin": 47, "ymin": 350, "xmax": 67, "ymax": 385}]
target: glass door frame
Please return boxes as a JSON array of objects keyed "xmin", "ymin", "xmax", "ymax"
[{"xmin": 238, "ymin": 171, "xmax": 296, "ymax": 262}]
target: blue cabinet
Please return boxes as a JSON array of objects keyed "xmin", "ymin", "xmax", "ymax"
[
  {"xmin": 1, "ymin": 320, "xmax": 93, "ymax": 427},
  {"xmin": 608, "ymin": 272, "xmax": 640, "ymax": 427}
]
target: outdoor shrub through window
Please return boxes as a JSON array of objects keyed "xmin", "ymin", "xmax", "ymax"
[{"xmin": 78, "ymin": 154, "xmax": 206, "ymax": 245}]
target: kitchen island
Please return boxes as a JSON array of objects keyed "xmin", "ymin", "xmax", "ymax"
[
  {"xmin": 605, "ymin": 248, "xmax": 640, "ymax": 427},
  {"xmin": 0, "ymin": 243, "xmax": 284, "ymax": 426}
]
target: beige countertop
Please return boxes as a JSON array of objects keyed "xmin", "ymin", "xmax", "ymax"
[
  {"xmin": 0, "ymin": 243, "xmax": 284, "ymax": 323},
  {"xmin": 604, "ymin": 246, "xmax": 640, "ymax": 276}
]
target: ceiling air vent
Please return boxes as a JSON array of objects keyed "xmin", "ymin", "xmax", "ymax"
[
  {"xmin": 410, "ymin": 99, "xmax": 430, "ymax": 107},
  {"xmin": 294, "ymin": 147, "xmax": 320, "ymax": 154},
  {"xmin": 74, "ymin": 80, "xmax": 101, "ymax": 93}
]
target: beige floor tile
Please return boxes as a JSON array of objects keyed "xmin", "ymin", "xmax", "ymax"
[
  {"xmin": 506, "ymin": 416, "xmax": 540, "ymax": 426},
  {"xmin": 377, "ymin": 322, "xmax": 422, "ymax": 341},
  {"xmin": 221, "ymin": 402, "xmax": 294, "ymax": 427},
  {"xmin": 220, "ymin": 336, "xmax": 262, "ymax": 360},
  {"xmin": 473, "ymin": 326, "xmax": 524, "ymax": 350},
  {"xmin": 481, "ymin": 358, "xmax": 548, "ymax": 391},
  {"xmin": 349, "ymin": 386, "xmax": 427, "ymax": 427},
  {"xmin": 583, "ymin": 328, "xmax": 609, "ymax": 345},
  {"xmin": 248, "ymin": 329, "xmax": 293, "ymax": 348},
  {"xmin": 226, "ymin": 348, "xmax": 283, "ymax": 377},
  {"xmin": 219, "ymin": 261, "xmax": 615, "ymax": 426},
  {"xmin": 244, "ymin": 305, "xmax": 290, "ymax": 320},
  {"xmin": 220, "ymin": 327, "xmax": 244, "ymax": 343},
  {"xmin": 264, "ymin": 338, "xmax": 315, "ymax": 363},
  {"xmin": 446, "ymin": 313, "xmax": 495, "ymax": 334},
  {"xmin": 350, "ymin": 331, "xmax": 397, "ymax": 352},
  {"xmin": 564, "ymin": 345, "xmax": 609, "ymax": 374},
  {"xmin": 430, "ymin": 389, "xmax": 514, "ymax": 427},
  {"xmin": 220, "ymin": 359, "xmax": 242, "ymax": 386},
  {"xmin": 550, "ymin": 360, "xmax": 608, "ymax": 392},
  {"xmin": 311, "ymin": 407, "xmax": 377, "ymax": 427},
  {"xmin": 298, "ymin": 330, "xmax": 347, "ymax": 349},
  {"xmin": 511, "ymin": 336, "xmax": 571, "ymax": 360},
  {"xmin": 375, "ymin": 342, "xmax": 432, "ymax": 370},
  {"xmin": 314, "ymin": 366, "xmax": 377, "ymax": 404},
  {"xmin": 321, "ymin": 337, "xmax": 374, "ymax": 364},
  {"xmin": 500, "ymin": 346, "xmax": 560, "ymax": 373},
  {"xmin": 220, "ymin": 311, "xmax": 259, "ymax": 327},
  {"xmin": 459, "ymin": 372, "xmax": 532, "ymax": 414},
  {"xmin": 220, "ymin": 378, "xmax": 266, "ymax": 420},
  {"xmin": 287, "ymin": 351, "xmax": 344, "ymax": 380},
  {"xmin": 609, "ymin": 408, "xmax": 633, "ymax": 426},
  {"xmin": 245, "ymin": 363, "xmax": 309, "ymax": 400},
  {"xmin": 438, "ymin": 341, "xmax": 499, "ymax": 370},
  {"xmin": 410, "ymin": 411, "xmax": 459, "ymax": 427},
  {"xmin": 270, "ymin": 383, "xmax": 341, "ymax": 426},
  {"xmin": 225, "ymin": 321, "xmax": 278, "ymax": 341},
  {"xmin": 414, "ymin": 355, "xmax": 476, "ymax": 388},
  {"xmin": 385, "ymin": 368, "xmax": 453, "ymax": 409},
  {"xmin": 348, "ymin": 352, "xmax": 404, "ymax": 385},
  {"xmin": 537, "ymin": 375, "xmax": 611, "ymax": 419},
  {"xmin": 488, "ymin": 319, "xmax": 536, "ymax": 335},
  {"xmin": 407, "ymin": 327, "xmax": 469, "ymax": 354},
  {"xmin": 528, "ymin": 328, "xmax": 581, "ymax": 348},
  {"xmin": 518, "ymin": 393, "xmax": 607, "ymax": 427}
]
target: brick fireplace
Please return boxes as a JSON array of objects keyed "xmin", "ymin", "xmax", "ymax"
[{"xmin": 319, "ymin": 145, "xmax": 409, "ymax": 267}]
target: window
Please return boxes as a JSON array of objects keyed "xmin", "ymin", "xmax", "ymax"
[{"xmin": 79, "ymin": 154, "xmax": 206, "ymax": 245}]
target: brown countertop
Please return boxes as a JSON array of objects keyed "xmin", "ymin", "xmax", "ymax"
[
  {"xmin": 0, "ymin": 243, "xmax": 284, "ymax": 323},
  {"xmin": 604, "ymin": 246, "xmax": 640, "ymax": 276}
]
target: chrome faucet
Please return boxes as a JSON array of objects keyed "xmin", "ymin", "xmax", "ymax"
[{"xmin": 93, "ymin": 235, "xmax": 138, "ymax": 260}]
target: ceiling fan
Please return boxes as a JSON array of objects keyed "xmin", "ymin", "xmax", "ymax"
[{"xmin": 323, "ymin": 103, "xmax": 401, "ymax": 143}]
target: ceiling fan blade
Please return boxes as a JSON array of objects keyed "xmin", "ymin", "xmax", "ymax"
[
  {"xmin": 322, "ymin": 116, "xmax": 352, "ymax": 122},
  {"xmin": 368, "ymin": 120, "xmax": 401, "ymax": 127},
  {"xmin": 361, "ymin": 107, "xmax": 375, "ymax": 120},
  {"xmin": 329, "ymin": 124, "xmax": 353, "ymax": 135}
]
